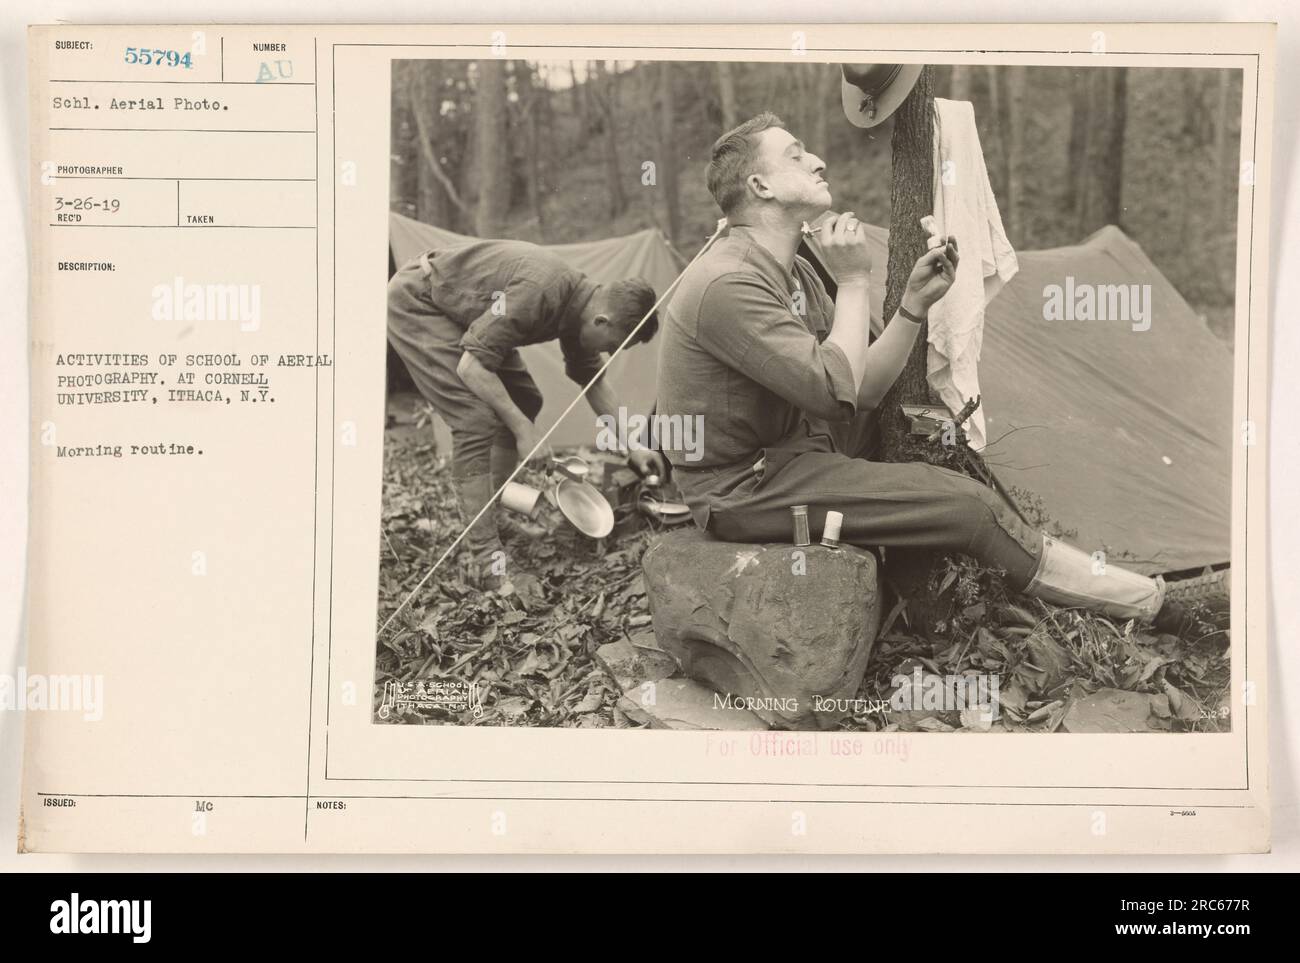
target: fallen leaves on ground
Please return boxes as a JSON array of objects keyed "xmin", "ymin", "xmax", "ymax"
[
  {"xmin": 857, "ymin": 564, "xmax": 1230, "ymax": 734},
  {"xmin": 376, "ymin": 421, "xmax": 1231, "ymax": 734},
  {"xmin": 374, "ymin": 426, "xmax": 654, "ymax": 728}
]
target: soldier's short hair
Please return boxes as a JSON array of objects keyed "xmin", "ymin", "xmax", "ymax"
[{"xmin": 706, "ymin": 112, "xmax": 787, "ymax": 217}]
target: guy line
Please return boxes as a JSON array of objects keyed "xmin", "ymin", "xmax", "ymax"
[{"xmin": 376, "ymin": 218, "xmax": 730, "ymax": 636}]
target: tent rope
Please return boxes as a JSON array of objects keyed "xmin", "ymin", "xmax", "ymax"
[{"xmin": 378, "ymin": 218, "xmax": 729, "ymax": 638}]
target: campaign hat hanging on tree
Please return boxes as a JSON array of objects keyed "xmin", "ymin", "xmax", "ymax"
[{"xmin": 840, "ymin": 63, "xmax": 924, "ymax": 128}]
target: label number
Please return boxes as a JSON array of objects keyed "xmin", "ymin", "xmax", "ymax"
[{"xmin": 124, "ymin": 47, "xmax": 194, "ymax": 68}]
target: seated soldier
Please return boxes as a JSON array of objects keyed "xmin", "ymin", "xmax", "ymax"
[
  {"xmin": 388, "ymin": 237, "xmax": 657, "ymax": 587},
  {"xmin": 644, "ymin": 112, "xmax": 1217, "ymax": 633}
]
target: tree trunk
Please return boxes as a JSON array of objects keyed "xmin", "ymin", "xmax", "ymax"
[
  {"xmin": 1211, "ymin": 70, "xmax": 1231, "ymax": 231},
  {"xmin": 576, "ymin": 61, "xmax": 594, "ymax": 134},
  {"xmin": 811, "ymin": 63, "xmax": 836, "ymax": 157},
  {"xmin": 537, "ymin": 63, "xmax": 559, "ymax": 192},
  {"xmin": 877, "ymin": 66, "xmax": 937, "ymax": 463},
  {"xmin": 1064, "ymin": 69, "xmax": 1088, "ymax": 215},
  {"xmin": 523, "ymin": 64, "xmax": 547, "ymax": 238},
  {"xmin": 657, "ymin": 62, "xmax": 682, "ymax": 247},
  {"xmin": 948, "ymin": 64, "xmax": 972, "ymax": 101},
  {"xmin": 874, "ymin": 65, "xmax": 970, "ymax": 620},
  {"xmin": 1212, "ymin": 70, "xmax": 1235, "ymax": 298},
  {"xmin": 390, "ymin": 61, "xmax": 418, "ymax": 217},
  {"xmin": 875, "ymin": 65, "xmax": 1022, "ymax": 620},
  {"xmin": 1002, "ymin": 65, "xmax": 1027, "ymax": 241},
  {"xmin": 1072, "ymin": 68, "xmax": 1128, "ymax": 236},
  {"xmin": 473, "ymin": 58, "xmax": 511, "ymax": 238},
  {"xmin": 568, "ymin": 61, "xmax": 582, "ymax": 116},
  {"xmin": 790, "ymin": 64, "xmax": 811, "ymax": 145},
  {"xmin": 408, "ymin": 60, "xmax": 471, "ymax": 231},
  {"xmin": 716, "ymin": 61, "xmax": 739, "ymax": 129},
  {"xmin": 983, "ymin": 65, "xmax": 1007, "ymax": 204},
  {"xmin": 756, "ymin": 65, "xmax": 782, "ymax": 125},
  {"xmin": 594, "ymin": 62, "xmax": 627, "ymax": 220}
]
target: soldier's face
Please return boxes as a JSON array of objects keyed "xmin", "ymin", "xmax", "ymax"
[
  {"xmin": 751, "ymin": 127, "xmax": 832, "ymax": 215},
  {"xmin": 580, "ymin": 315, "xmax": 625, "ymax": 354}
]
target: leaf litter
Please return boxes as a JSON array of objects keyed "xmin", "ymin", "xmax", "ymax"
[{"xmin": 376, "ymin": 430, "xmax": 1230, "ymax": 734}]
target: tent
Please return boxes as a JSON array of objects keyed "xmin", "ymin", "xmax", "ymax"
[
  {"xmin": 848, "ymin": 223, "xmax": 1233, "ymax": 574},
  {"xmin": 389, "ymin": 213, "xmax": 1232, "ymax": 572}
]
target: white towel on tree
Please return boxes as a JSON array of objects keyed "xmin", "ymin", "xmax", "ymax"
[{"xmin": 926, "ymin": 97, "xmax": 1019, "ymax": 449}]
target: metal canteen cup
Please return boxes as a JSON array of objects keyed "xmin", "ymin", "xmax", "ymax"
[
  {"xmin": 551, "ymin": 455, "xmax": 591, "ymax": 482},
  {"xmin": 553, "ymin": 478, "xmax": 615, "ymax": 538},
  {"xmin": 499, "ymin": 481, "xmax": 543, "ymax": 518}
]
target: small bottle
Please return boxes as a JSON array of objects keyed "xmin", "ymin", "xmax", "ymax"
[
  {"xmin": 821, "ymin": 510, "xmax": 843, "ymax": 549},
  {"xmin": 791, "ymin": 505, "xmax": 811, "ymax": 547}
]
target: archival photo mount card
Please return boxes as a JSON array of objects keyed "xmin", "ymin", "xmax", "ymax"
[{"xmin": 20, "ymin": 22, "xmax": 1272, "ymax": 853}]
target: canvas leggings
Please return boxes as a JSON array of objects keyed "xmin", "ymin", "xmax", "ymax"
[{"xmin": 690, "ymin": 415, "xmax": 1045, "ymax": 589}]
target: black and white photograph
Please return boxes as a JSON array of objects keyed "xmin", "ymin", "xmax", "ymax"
[
  {"xmin": 375, "ymin": 57, "xmax": 1240, "ymax": 733},
  {"xmin": 9, "ymin": 8, "xmax": 1289, "ymax": 868}
]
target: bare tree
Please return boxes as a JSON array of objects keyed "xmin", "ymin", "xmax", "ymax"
[
  {"xmin": 983, "ymin": 65, "xmax": 1008, "ymax": 203},
  {"xmin": 1002, "ymin": 65, "xmax": 1028, "ymax": 240},
  {"xmin": 811, "ymin": 63, "xmax": 837, "ymax": 157},
  {"xmin": 1211, "ymin": 70, "xmax": 1233, "ymax": 227},
  {"xmin": 1071, "ymin": 68, "xmax": 1128, "ymax": 236},
  {"xmin": 572, "ymin": 60, "xmax": 594, "ymax": 135},
  {"xmin": 1212, "ymin": 69, "xmax": 1236, "ymax": 297},
  {"xmin": 1064, "ymin": 69, "xmax": 1088, "ymax": 214},
  {"xmin": 474, "ymin": 59, "xmax": 511, "ymax": 238},
  {"xmin": 875, "ymin": 66, "xmax": 1028, "ymax": 609},
  {"xmin": 593, "ymin": 61, "xmax": 627, "ymax": 220},
  {"xmin": 657, "ymin": 62, "xmax": 682, "ymax": 246},
  {"xmin": 520, "ymin": 62, "xmax": 548, "ymax": 238},
  {"xmin": 390, "ymin": 61, "xmax": 418, "ymax": 216},
  {"xmin": 407, "ymin": 60, "xmax": 472, "ymax": 231},
  {"xmin": 948, "ymin": 64, "xmax": 972, "ymax": 101},
  {"xmin": 878, "ymin": 66, "xmax": 938, "ymax": 462},
  {"xmin": 791, "ymin": 63, "xmax": 813, "ymax": 142},
  {"xmin": 716, "ymin": 61, "xmax": 739, "ymax": 129},
  {"xmin": 568, "ymin": 61, "xmax": 582, "ymax": 116}
]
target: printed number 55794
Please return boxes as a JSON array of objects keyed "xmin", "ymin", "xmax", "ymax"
[{"xmin": 124, "ymin": 48, "xmax": 193, "ymax": 68}]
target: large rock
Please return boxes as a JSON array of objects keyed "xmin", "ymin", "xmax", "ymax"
[
  {"xmin": 641, "ymin": 529, "xmax": 882, "ymax": 729},
  {"xmin": 1060, "ymin": 685, "xmax": 1159, "ymax": 733},
  {"xmin": 594, "ymin": 633, "xmax": 678, "ymax": 693},
  {"xmin": 597, "ymin": 634, "xmax": 767, "ymax": 731}
]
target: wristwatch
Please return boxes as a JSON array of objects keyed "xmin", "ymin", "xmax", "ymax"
[{"xmin": 898, "ymin": 303, "xmax": 927, "ymax": 325}]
